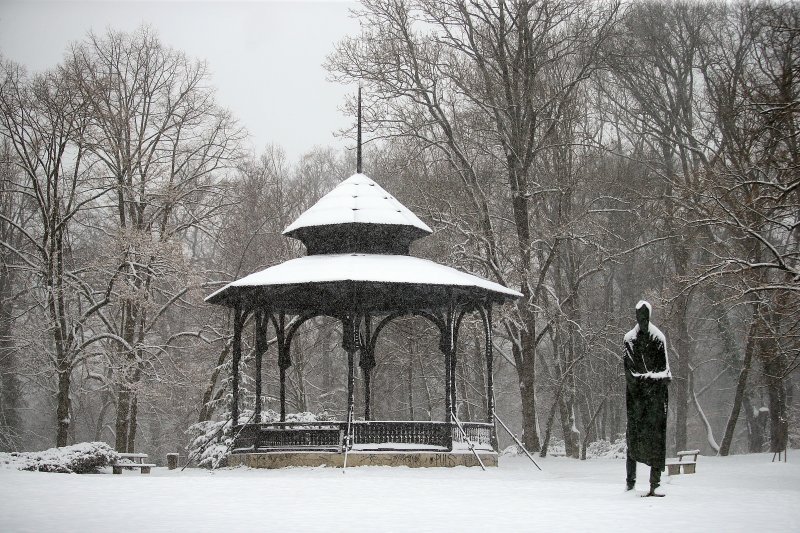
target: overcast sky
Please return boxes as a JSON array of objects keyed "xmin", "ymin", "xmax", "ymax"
[{"xmin": 0, "ymin": 0, "xmax": 361, "ymax": 162}]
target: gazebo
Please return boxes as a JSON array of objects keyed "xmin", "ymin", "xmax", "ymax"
[{"xmin": 205, "ymin": 173, "xmax": 521, "ymax": 468}]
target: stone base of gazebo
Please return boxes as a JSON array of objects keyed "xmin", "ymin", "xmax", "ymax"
[{"xmin": 229, "ymin": 450, "xmax": 497, "ymax": 469}]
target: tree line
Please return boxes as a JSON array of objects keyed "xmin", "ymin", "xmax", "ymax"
[{"xmin": 0, "ymin": 0, "xmax": 797, "ymax": 461}]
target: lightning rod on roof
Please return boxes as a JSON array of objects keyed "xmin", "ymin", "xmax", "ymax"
[{"xmin": 357, "ymin": 85, "xmax": 362, "ymax": 174}]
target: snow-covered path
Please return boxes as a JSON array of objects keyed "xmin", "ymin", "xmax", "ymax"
[{"xmin": 1, "ymin": 452, "xmax": 797, "ymax": 532}]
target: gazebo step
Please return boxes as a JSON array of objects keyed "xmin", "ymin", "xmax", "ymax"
[
  {"xmin": 255, "ymin": 446, "xmax": 342, "ymax": 453},
  {"xmin": 230, "ymin": 450, "xmax": 498, "ymax": 469}
]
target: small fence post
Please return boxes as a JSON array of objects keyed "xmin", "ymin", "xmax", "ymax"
[{"xmin": 167, "ymin": 453, "xmax": 179, "ymax": 470}]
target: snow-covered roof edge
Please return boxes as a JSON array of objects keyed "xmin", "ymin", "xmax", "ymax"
[{"xmin": 205, "ymin": 253, "xmax": 522, "ymax": 303}]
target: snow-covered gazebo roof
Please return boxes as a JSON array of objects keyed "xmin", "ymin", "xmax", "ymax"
[
  {"xmin": 206, "ymin": 173, "xmax": 521, "ymax": 312},
  {"xmin": 282, "ymin": 174, "xmax": 432, "ymax": 256}
]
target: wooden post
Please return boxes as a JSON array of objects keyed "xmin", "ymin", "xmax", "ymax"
[{"xmin": 231, "ymin": 307, "xmax": 243, "ymax": 427}]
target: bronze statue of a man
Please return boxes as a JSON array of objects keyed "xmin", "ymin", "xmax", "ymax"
[{"xmin": 624, "ymin": 300, "xmax": 671, "ymax": 497}]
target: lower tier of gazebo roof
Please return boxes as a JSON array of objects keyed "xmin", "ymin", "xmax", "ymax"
[{"xmin": 205, "ymin": 253, "xmax": 521, "ymax": 313}]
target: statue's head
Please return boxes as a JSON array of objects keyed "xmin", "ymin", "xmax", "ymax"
[{"xmin": 636, "ymin": 300, "xmax": 651, "ymax": 331}]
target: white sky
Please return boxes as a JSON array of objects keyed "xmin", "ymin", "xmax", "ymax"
[{"xmin": 0, "ymin": 0, "xmax": 361, "ymax": 162}]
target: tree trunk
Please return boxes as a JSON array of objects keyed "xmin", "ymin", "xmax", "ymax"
[
  {"xmin": 414, "ymin": 337, "xmax": 434, "ymax": 420},
  {"xmin": 115, "ymin": 381, "xmax": 130, "ymax": 452},
  {"xmin": 718, "ymin": 309, "xmax": 759, "ymax": 455},
  {"xmin": 293, "ymin": 341, "xmax": 307, "ymax": 412},
  {"xmin": 199, "ymin": 340, "xmax": 231, "ymax": 422},
  {"xmin": 559, "ymin": 397, "xmax": 579, "ymax": 458},
  {"xmin": 126, "ymin": 391, "xmax": 138, "ymax": 453},
  {"xmin": 56, "ymin": 365, "xmax": 72, "ymax": 447},
  {"xmin": 457, "ymin": 351, "xmax": 472, "ymax": 421},
  {"xmin": 539, "ymin": 389, "xmax": 562, "ymax": 457},
  {"xmin": 742, "ymin": 394, "xmax": 766, "ymax": 453},
  {"xmin": 474, "ymin": 336, "xmax": 488, "ymax": 421},
  {"xmin": 517, "ymin": 336, "xmax": 540, "ymax": 451},
  {"xmin": 0, "ymin": 287, "xmax": 21, "ymax": 449},
  {"xmin": 764, "ymin": 355, "xmax": 788, "ymax": 454}
]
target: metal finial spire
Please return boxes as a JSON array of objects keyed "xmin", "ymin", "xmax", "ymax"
[{"xmin": 357, "ymin": 85, "xmax": 362, "ymax": 174}]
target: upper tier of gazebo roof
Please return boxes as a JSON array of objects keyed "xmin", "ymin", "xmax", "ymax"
[
  {"xmin": 205, "ymin": 173, "xmax": 521, "ymax": 312},
  {"xmin": 283, "ymin": 173, "xmax": 432, "ymax": 255}
]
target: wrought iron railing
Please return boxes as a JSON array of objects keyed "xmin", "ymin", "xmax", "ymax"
[
  {"xmin": 353, "ymin": 421, "xmax": 451, "ymax": 449},
  {"xmin": 452, "ymin": 422, "xmax": 493, "ymax": 447},
  {"xmin": 232, "ymin": 420, "xmax": 494, "ymax": 452}
]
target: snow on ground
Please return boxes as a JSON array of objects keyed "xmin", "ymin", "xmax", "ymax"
[{"xmin": 0, "ymin": 452, "xmax": 797, "ymax": 532}]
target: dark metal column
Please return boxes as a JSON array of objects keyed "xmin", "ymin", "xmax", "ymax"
[
  {"xmin": 342, "ymin": 315, "xmax": 359, "ymax": 419},
  {"xmin": 483, "ymin": 304, "xmax": 498, "ymax": 451},
  {"xmin": 439, "ymin": 306, "xmax": 455, "ymax": 427},
  {"xmin": 360, "ymin": 314, "xmax": 375, "ymax": 420},
  {"xmin": 483, "ymin": 305, "xmax": 495, "ymax": 425},
  {"xmin": 450, "ymin": 306, "xmax": 459, "ymax": 420},
  {"xmin": 254, "ymin": 310, "xmax": 269, "ymax": 423},
  {"xmin": 275, "ymin": 312, "xmax": 290, "ymax": 422},
  {"xmin": 231, "ymin": 307, "xmax": 244, "ymax": 427}
]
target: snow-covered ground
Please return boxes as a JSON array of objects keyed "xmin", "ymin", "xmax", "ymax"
[{"xmin": 0, "ymin": 452, "xmax": 797, "ymax": 532}]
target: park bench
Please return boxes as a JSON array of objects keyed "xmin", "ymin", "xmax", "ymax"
[
  {"xmin": 112, "ymin": 452, "xmax": 156, "ymax": 475},
  {"xmin": 666, "ymin": 449, "xmax": 699, "ymax": 475}
]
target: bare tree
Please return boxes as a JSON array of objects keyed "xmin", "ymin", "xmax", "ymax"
[
  {"xmin": 328, "ymin": 0, "xmax": 620, "ymax": 452},
  {"xmin": 696, "ymin": 2, "xmax": 799, "ymax": 455},
  {"xmin": 0, "ymin": 59, "xmax": 116, "ymax": 446},
  {"xmin": 65, "ymin": 27, "xmax": 243, "ymax": 451}
]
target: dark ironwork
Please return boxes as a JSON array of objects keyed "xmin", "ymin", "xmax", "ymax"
[
  {"xmin": 254, "ymin": 310, "xmax": 269, "ymax": 421},
  {"xmin": 439, "ymin": 300, "xmax": 456, "ymax": 433},
  {"xmin": 354, "ymin": 421, "xmax": 452, "ymax": 449},
  {"xmin": 483, "ymin": 306, "xmax": 494, "ymax": 425},
  {"xmin": 342, "ymin": 313, "xmax": 360, "ymax": 423},
  {"xmin": 452, "ymin": 421, "xmax": 493, "ymax": 448},
  {"xmin": 228, "ymin": 299, "xmax": 499, "ymax": 455},
  {"xmin": 274, "ymin": 311, "xmax": 290, "ymax": 422},
  {"xmin": 451, "ymin": 412, "xmax": 486, "ymax": 470},
  {"xmin": 231, "ymin": 307, "xmax": 244, "ymax": 427},
  {"xmin": 233, "ymin": 420, "xmax": 493, "ymax": 453},
  {"xmin": 359, "ymin": 313, "xmax": 375, "ymax": 420}
]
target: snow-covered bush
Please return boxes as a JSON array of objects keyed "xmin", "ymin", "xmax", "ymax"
[
  {"xmin": 500, "ymin": 445, "xmax": 522, "ymax": 457},
  {"xmin": 186, "ymin": 410, "xmax": 325, "ymax": 469},
  {"xmin": 0, "ymin": 442, "xmax": 119, "ymax": 473},
  {"xmin": 547, "ymin": 440, "xmax": 567, "ymax": 457},
  {"xmin": 585, "ymin": 437, "xmax": 627, "ymax": 459},
  {"xmin": 186, "ymin": 417, "xmax": 235, "ymax": 469}
]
